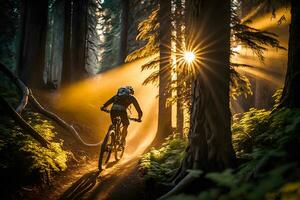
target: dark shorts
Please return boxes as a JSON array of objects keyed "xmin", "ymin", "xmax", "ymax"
[{"xmin": 110, "ymin": 109, "xmax": 129, "ymax": 126}]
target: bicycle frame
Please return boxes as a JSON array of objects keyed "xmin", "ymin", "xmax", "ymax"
[{"xmin": 98, "ymin": 108, "xmax": 141, "ymax": 170}]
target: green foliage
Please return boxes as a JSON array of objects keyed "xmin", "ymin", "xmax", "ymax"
[
  {"xmin": 232, "ymin": 108, "xmax": 271, "ymax": 157},
  {"xmin": 168, "ymin": 105, "xmax": 300, "ymax": 200},
  {"xmin": 139, "ymin": 134, "xmax": 187, "ymax": 182},
  {"xmin": 0, "ymin": 109, "xmax": 69, "ymax": 182},
  {"xmin": 230, "ymin": 66, "xmax": 253, "ymax": 100},
  {"xmin": 126, "ymin": 9, "xmax": 159, "ymax": 63},
  {"xmin": 229, "ymin": 1, "xmax": 285, "ymax": 100}
]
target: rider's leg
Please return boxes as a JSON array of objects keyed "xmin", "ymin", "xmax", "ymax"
[
  {"xmin": 121, "ymin": 125, "xmax": 128, "ymax": 145},
  {"xmin": 110, "ymin": 110, "xmax": 118, "ymax": 125},
  {"xmin": 120, "ymin": 112, "xmax": 130, "ymax": 146}
]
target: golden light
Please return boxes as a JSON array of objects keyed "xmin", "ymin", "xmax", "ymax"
[
  {"xmin": 49, "ymin": 56, "xmax": 158, "ymax": 160},
  {"xmin": 183, "ymin": 51, "xmax": 196, "ymax": 64}
]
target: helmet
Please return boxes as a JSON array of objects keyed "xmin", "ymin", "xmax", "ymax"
[
  {"xmin": 126, "ymin": 86, "xmax": 134, "ymax": 95},
  {"xmin": 117, "ymin": 86, "xmax": 134, "ymax": 96},
  {"xmin": 117, "ymin": 87, "xmax": 128, "ymax": 96}
]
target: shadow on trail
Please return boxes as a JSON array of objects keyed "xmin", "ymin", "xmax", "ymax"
[
  {"xmin": 59, "ymin": 159, "xmax": 120, "ymax": 200},
  {"xmin": 59, "ymin": 171, "xmax": 101, "ymax": 200}
]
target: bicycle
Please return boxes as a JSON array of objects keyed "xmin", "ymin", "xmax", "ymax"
[{"xmin": 98, "ymin": 108, "xmax": 141, "ymax": 170}]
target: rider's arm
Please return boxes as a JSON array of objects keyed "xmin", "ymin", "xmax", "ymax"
[
  {"xmin": 131, "ymin": 96, "xmax": 143, "ymax": 119},
  {"xmin": 102, "ymin": 95, "xmax": 116, "ymax": 108}
]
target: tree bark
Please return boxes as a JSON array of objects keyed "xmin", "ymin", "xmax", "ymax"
[
  {"xmin": 173, "ymin": 0, "xmax": 236, "ymax": 184},
  {"xmin": 280, "ymin": 0, "xmax": 300, "ymax": 108},
  {"xmin": 47, "ymin": 0, "xmax": 65, "ymax": 88},
  {"xmin": 18, "ymin": 0, "xmax": 48, "ymax": 88},
  {"xmin": 175, "ymin": 0, "xmax": 184, "ymax": 134},
  {"xmin": 61, "ymin": 0, "xmax": 72, "ymax": 85},
  {"xmin": 154, "ymin": 0, "xmax": 172, "ymax": 144},
  {"xmin": 71, "ymin": 0, "xmax": 89, "ymax": 81},
  {"xmin": 118, "ymin": 0, "xmax": 129, "ymax": 65}
]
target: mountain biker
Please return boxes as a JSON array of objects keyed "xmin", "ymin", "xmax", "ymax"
[{"xmin": 100, "ymin": 86, "xmax": 143, "ymax": 146}]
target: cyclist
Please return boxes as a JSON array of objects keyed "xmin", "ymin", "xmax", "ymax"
[{"xmin": 100, "ymin": 86, "xmax": 143, "ymax": 146}]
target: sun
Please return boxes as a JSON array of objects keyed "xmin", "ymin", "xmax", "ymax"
[{"xmin": 183, "ymin": 51, "xmax": 196, "ymax": 64}]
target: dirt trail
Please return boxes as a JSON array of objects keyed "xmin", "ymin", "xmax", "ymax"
[
  {"xmin": 36, "ymin": 59, "xmax": 159, "ymax": 200},
  {"xmin": 38, "ymin": 151, "xmax": 149, "ymax": 200},
  {"xmin": 86, "ymin": 157, "xmax": 147, "ymax": 200},
  {"xmin": 36, "ymin": 99, "xmax": 158, "ymax": 199}
]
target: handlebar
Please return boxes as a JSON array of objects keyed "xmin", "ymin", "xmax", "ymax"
[
  {"xmin": 101, "ymin": 108, "xmax": 141, "ymax": 122},
  {"xmin": 101, "ymin": 108, "xmax": 110, "ymax": 113}
]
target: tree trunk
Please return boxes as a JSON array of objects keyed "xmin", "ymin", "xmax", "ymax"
[
  {"xmin": 18, "ymin": 0, "xmax": 48, "ymax": 88},
  {"xmin": 48, "ymin": 0, "xmax": 65, "ymax": 88},
  {"xmin": 280, "ymin": 0, "xmax": 300, "ymax": 108},
  {"xmin": 179, "ymin": 0, "xmax": 236, "ymax": 175},
  {"xmin": 61, "ymin": 0, "xmax": 72, "ymax": 85},
  {"xmin": 154, "ymin": 0, "xmax": 172, "ymax": 144},
  {"xmin": 175, "ymin": 0, "xmax": 184, "ymax": 135},
  {"xmin": 118, "ymin": 0, "xmax": 129, "ymax": 65},
  {"xmin": 71, "ymin": 0, "xmax": 89, "ymax": 81}
]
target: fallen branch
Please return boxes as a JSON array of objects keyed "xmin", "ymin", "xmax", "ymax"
[
  {"xmin": 0, "ymin": 62, "xmax": 29, "ymax": 113},
  {"xmin": 0, "ymin": 96, "xmax": 50, "ymax": 148},
  {"xmin": 28, "ymin": 90, "xmax": 101, "ymax": 147},
  {"xmin": 0, "ymin": 61, "xmax": 101, "ymax": 147}
]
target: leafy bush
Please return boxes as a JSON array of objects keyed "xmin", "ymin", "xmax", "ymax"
[
  {"xmin": 0, "ymin": 110, "xmax": 70, "ymax": 182},
  {"xmin": 168, "ymin": 106, "xmax": 300, "ymax": 200},
  {"xmin": 139, "ymin": 133, "xmax": 187, "ymax": 182},
  {"xmin": 166, "ymin": 109, "xmax": 300, "ymax": 200}
]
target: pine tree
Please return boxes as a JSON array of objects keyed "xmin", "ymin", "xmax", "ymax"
[
  {"xmin": 18, "ymin": 0, "xmax": 49, "ymax": 88},
  {"xmin": 281, "ymin": 0, "xmax": 300, "ymax": 108}
]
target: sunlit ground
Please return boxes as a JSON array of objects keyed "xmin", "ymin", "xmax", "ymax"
[{"xmin": 51, "ymin": 56, "xmax": 158, "ymax": 158}]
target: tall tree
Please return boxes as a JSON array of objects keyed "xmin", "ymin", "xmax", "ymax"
[
  {"xmin": 71, "ymin": 0, "xmax": 89, "ymax": 81},
  {"xmin": 156, "ymin": 0, "xmax": 172, "ymax": 142},
  {"xmin": 175, "ymin": 0, "xmax": 185, "ymax": 134},
  {"xmin": 281, "ymin": 0, "xmax": 300, "ymax": 108},
  {"xmin": 61, "ymin": 0, "xmax": 72, "ymax": 85},
  {"xmin": 118, "ymin": 0, "xmax": 129, "ymax": 65},
  {"xmin": 46, "ymin": 0, "xmax": 65, "ymax": 88},
  {"xmin": 0, "ymin": 0, "xmax": 19, "ymax": 70},
  {"xmin": 18, "ymin": 0, "xmax": 48, "ymax": 88},
  {"xmin": 170, "ymin": 0, "xmax": 236, "ymax": 187}
]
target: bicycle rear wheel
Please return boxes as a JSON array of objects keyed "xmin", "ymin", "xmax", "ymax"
[{"xmin": 98, "ymin": 128, "xmax": 114, "ymax": 170}]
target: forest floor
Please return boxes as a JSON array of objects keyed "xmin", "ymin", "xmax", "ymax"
[
  {"xmin": 20, "ymin": 125, "xmax": 154, "ymax": 200},
  {"xmin": 18, "ymin": 90, "xmax": 159, "ymax": 200},
  {"xmin": 16, "ymin": 61, "xmax": 159, "ymax": 200},
  {"xmin": 36, "ymin": 154, "xmax": 149, "ymax": 200}
]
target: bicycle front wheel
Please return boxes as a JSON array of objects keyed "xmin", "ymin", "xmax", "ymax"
[
  {"xmin": 98, "ymin": 129, "xmax": 114, "ymax": 170},
  {"xmin": 115, "ymin": 140, "xmax": 125, "ymax": 161}
]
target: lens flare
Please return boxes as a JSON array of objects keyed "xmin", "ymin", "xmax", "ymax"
[{"xmin": 183, "ymin": 51, "xmax": 196, "ymax": 64}]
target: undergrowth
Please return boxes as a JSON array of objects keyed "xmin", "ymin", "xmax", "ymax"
[
  {"xmin": 139, "ymin": 133, "xmax": 187, "ymax": 182},
  {"xmin": 141, "ymin": 91, "xmax": 300, "ymax": 200},
  {"xmin": 0, "ymin": 77, "xmax": 70, "ymax": 185},
  {"xmin": 169, "ymin": 100, "xmax": 300, "ymax": 199},
  {"xmin": 0, "ymin": 109, "xmax": 69, "ymax": 184}
]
